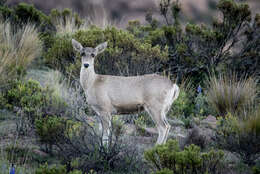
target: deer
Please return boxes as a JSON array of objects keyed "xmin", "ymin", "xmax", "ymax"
[{"xmin": 72, "ymin": 39, "xmax": 180, "ymax": 145}]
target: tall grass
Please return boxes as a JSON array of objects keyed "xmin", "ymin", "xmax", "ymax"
[
  {"xmin": 0, "ymin": 20, "xmax": 42, "ymax": 84},
  {"xmin": 52, "ymin": 16, "xmax": 90, "ymax": 35},
  {"xmin": 244, "ymin": 106, "xmax": 260, "ymax": 135},
  {"xmin": 206, "ymin": 73, "xmax": 258, "ymax": 117}
]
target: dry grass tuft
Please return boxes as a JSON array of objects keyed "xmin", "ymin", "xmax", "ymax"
[
  {"xmin": 206, "ymin": 73, "xmax": 258, "ymax": 117},
  {"xmin": 244, "ymin": 106, "xmax": 260, "ymax": 135},
  {"xmin": 0, "ymin": 20, "xmax": 42, "ymax": 84},
  {"xmin": 53, "ymin": 16, "xmax": 90, "ymax": 35}
]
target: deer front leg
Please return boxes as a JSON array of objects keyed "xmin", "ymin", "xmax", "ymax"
[{"xmin": 99, "ymin": 112, "xmax": 112, "ymax": 146}]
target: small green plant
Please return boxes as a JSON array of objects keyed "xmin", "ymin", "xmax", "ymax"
[
  {"xmin": 35, "ymin": 163, "xmax": 66, "ymax": 174},
  {"xmin": 169, "ymin": 82, "xmax": 195, "ymax": 118},
  {"xmin": 35, "ymin": 163, "xmax": 83, "ymax": 174},
  {"xmin": 156, "ymin": 168, "xmax": 173, "ymax": 174},
  {"xmin": 252, "ymin": 166, "xmax": 260, "ymax": 174},
  {"xmin": 194, "ymin": 93, "xmax": 211, "ymax": 117},
  {"xmin": 144, "ymin": 139, "xmax": 225, "ymax": 174}
]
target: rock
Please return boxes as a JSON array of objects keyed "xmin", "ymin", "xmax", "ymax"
[
  {"xmin": 183, "ymin": 126, "xmax": 216, "ymax": 149},
  {"xmin": 223, "ymin": 151, "xmax": 241, "ymax": 164},
  {"xmin": 7, "ymin": 133, "xmax": 14, "ymax": 138},
  {"xmin": 144, "ymin": 127, "xmax": 157, "ymax": 135},
  {"xmin": 201, "ymin": 115, "xmax": 217, "ymax": 129},
  {"xmin": 169, "ymin": 126, "xmax": 189, "ymax": 146},
  {"xmin": 192, "ymin": 117, "xmax": 200, "ymax": 126},
  {"xmin": 125, "ymin": 124, "xmax": 136, "ymax": 135},
  {"xmin": 32, "ymin": 149, "xmax": 48, "ymax": 157}
]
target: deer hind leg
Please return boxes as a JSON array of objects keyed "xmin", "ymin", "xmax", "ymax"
[
  {"xmin": 161, "ymin": 110, "xmax": 171, "ymax": 144},
  {"xmin": 145, "ymin": 105, "xmax": 170, "ymax": 144}
]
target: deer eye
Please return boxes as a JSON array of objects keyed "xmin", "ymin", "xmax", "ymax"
[
  {"xmin": 91, "ymin": 53, "xmax": 95, "ymax": 57},
  {"xmin": 80, "ymin": 52, "xmax": 86, "ymax": 57}
]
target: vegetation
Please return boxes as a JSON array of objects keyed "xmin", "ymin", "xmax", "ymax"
[
  {"xmin": 216, "ymin": 108, "xmax": 260, "ymax": 166},
  {"xmin": 206, "ymin": 73, "xmax": 258, "ymax": 117},
  {"xmin": 0, "ymin": 0, "xmax": 259, "ymax": 173},
  {"xmin": 0, "ymin": 20, "xmax": 42, "ymax": 84},
  {"xmin": 144, "ymin": 139, "xmax": 225, "ymax": 174}
]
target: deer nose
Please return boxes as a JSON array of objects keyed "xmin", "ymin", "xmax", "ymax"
[{"xmin": 84, "ymin": 63, "xmax": 89, "ymax": 68}]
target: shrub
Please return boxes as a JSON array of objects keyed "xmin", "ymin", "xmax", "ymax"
[
  {"xmin": 156, "ymin": 168, "xmax": 173, "ymax": 174},
  {"xmin": 4, "ymin": 79, "xmax": 65, "ymax": 116},
  {"xmin": 194, "ymin": 92, "xmax": 211, "ymax": 117},
  {"xmin": 0, "ymin": 20, "xmax": 42, "ymax": 84},
  {"xmin": 168, "ymin": 82, "xmax": 195, "ymax": 118},
  {"xmin": 36, "ymin": 163, "xmax": 66, "ymax": 174},
  {"xmin": 53, "ymin": 121, "xmax": 144, "ymax": 174},
  {"xmin": 35, "ymin": 163, "xmax": 84, "ymax": 174},
  {"xmin": 252, "ymin": 165, "xmax": 260, "ymax": 174},
  {"xmin": 0, "ymin": 2, "xmax": 52, "ymax": 29},
  {"xmin": 1, "ymin": 79, "xmax": 67, "ymax": 135},
  {"xmin": 135, "ymin": 0, "xmax": 257, "ymax": 85},
  {"xmin": 0, "ymin": 0, "xmax": 6, "ymax": 6},
  {"xmin": 144, "ymin": 139, "xmax": 225, "ymax": 174},
  {"xmin": 216, "ymin": 108, "xmax": 260, "ymax": 166},
  {"xmin": 13, "ymin": 3, "xmax": 50, "ymax": 26},
  {"xmin": 44, "ymin": 26, "xmax": 168, "ymax": 79},
  {"xmin": 206, "ymin": 73, "xmax": 258, "ymax": 117},
  {"xmin": 35, "ymin": 116, "xmax": 69, "ymax": 153}
]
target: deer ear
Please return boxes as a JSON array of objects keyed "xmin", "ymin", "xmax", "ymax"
[
  {"xmin": 72, "ymin": 39, "xmax": 83, "ymax": 52},
  {"xmin": 95, "ymin": 42, "xmax": 107, "ymax": 54}
]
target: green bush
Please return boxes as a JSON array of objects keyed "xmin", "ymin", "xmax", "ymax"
[
  {"xmin": 156, "ymin": 168, "xmax": 173, "ymax": 174},
  {"xmin": 35, "ymin": 163, "xmax": 83, "ymax": 174},
  {"xmin": 252, "ymin": 166, "xmax": 260, "ymax": 174},
  {"xmin": 14, "ymin": 3, "xmax": 50, "ymax": 25},
  {"xmin": 1, "ymin": 79, "xmax": 67, "ymax": 135},
  {"xmin": 131, "ymin": 0, "xmax": 257, "ymax": 85},
  {"xmin": 216, "ymin": 109, "xmax": 260, "ymax": 166},
  {"xmin": 35, "ymin": 116, "xmax": 69, "ymax": 153},
  {"xmin": 169, "ymin": 85, "xmax": 194, "ymax": 118},
  {"xmin": 4, "ymin": 79, "xmax": 66, "ymax": 118},
  {"xmin": 44, "ymin": 26, "xmax": 168, "ymax": 79},
  {"xmin": 194, "ymin": 93, "xmax": 211, "ymax": 117},
  {"xmin": 144, "ymin": 139, "xmax": 225, "ymax": 174},
  {"xmin": 0, "ymin": 2, "xmax": 52, "ymax": 29},
  {"xmin": 36, "ymin": 163, "xmax": 66, "ymax": 174}
]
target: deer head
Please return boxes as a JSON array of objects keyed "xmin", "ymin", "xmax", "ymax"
[{"xmin": 72, "ymin": 39, "xmax": 107, "ymax": 69}]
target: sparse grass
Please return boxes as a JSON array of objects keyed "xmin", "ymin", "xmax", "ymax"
[
  {"xmin": 0, "ymin": 20, "xmax": 42, "ymax": 84},
  {"xmin": 206, "ymin": 73, "xmax": 258, "ymax": 117}
]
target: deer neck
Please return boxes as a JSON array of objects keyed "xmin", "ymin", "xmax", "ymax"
[{"xmin": 80, "ymin": 66, "xmax": 97, "ymax": 91}]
